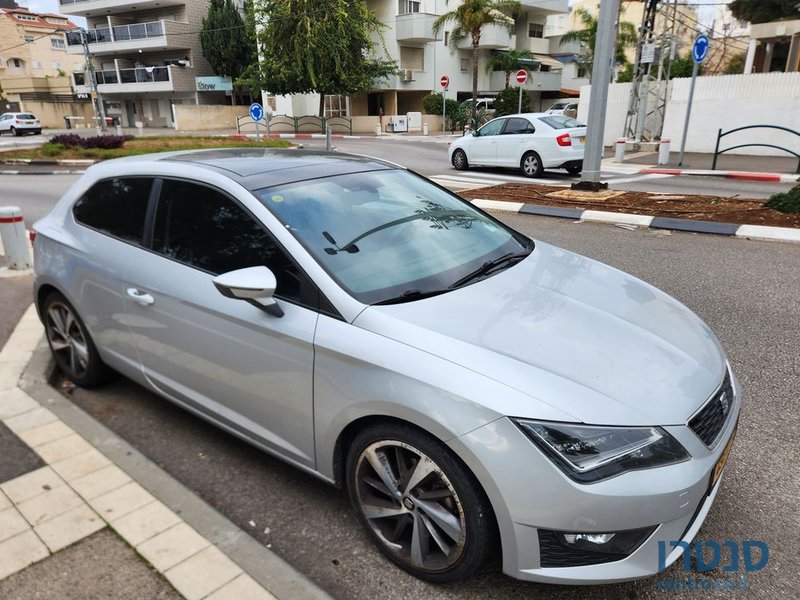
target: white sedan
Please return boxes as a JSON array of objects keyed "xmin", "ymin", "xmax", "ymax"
[
  {"xmin": 0, "ymin": 112, "xmax": 42, "ymax": 136},
  {"xmin": 449, "ymin": 113, "xmax": 586, "ymax": 177}
]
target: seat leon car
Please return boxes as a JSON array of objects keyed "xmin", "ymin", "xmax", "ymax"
[
  {"xmin": 0, "ymin": 112, "xmax": 42, "ymax": 136},
  {"xmin": 33, "ymin": 149, "xmax": 739, "ymax": 584},
  {"xmin": 449, "ymin": 113, "xmax": 586, "ymax": 177}
]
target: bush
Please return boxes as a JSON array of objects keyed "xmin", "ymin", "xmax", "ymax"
[
  {"xmin": 48, "ymin": 134, "xmax": 134, "ymax": 149},
  {"xmin": 41, "ymin": 143, "xmax": 65, "ymax": 157},
  {"xmin": 764, "ymin": 185, "xmax": 800, "ymax": 214},
  {"xmin": 422, "ymin": 93, "xmax": 459, "ymax": 118},
  {"xmin": 493, "ymin": 86, "xmax": 530, "ymax": 117}
]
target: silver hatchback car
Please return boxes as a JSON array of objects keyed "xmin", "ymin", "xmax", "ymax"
[{"xmin": 33, "ymin": 149, "xmax": 740, "ymax": 584}]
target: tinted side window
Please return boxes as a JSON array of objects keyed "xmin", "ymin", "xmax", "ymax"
[
  {"xmin": 152, "ymin": 179, "xmax": 309, "ymax": 304},
  {"xmin": 503, "ymin": 117, "xmax": 534, "ymax": 135},
  {"xmin": 73, "ymin": 177, "xmax": 153, "ymax": 244},
  {"xmin": 478, "ymin": 118, "xmax": 505, "ymax": 136}
]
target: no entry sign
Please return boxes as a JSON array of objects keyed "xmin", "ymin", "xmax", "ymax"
[
  {"xmin": 440, "ymin": 75, "xmax": 449, "ymax": 88},
  {"xmin": 515, "ymin": 69, "xmax": 527, "ymax": 85}
]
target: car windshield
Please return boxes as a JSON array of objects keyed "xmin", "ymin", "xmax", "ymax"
[
  {"xmin": 539, "ymin": 115, "xmax": 584, "ymax": 129},
  {"xmin": 255, "ymin": 170, "xmax": 532, "ymax": 304},
  {"xmin": 18, "ymin": 114, "xmax": 36, "ymax": 120},
  {"xmin": 549, "ymin": 103, "xmax": 568, "ymax": 111}
]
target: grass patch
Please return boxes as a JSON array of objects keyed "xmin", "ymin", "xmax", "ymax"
[{"xmin": 0, "ymin": 135, "xmax": 292, "ymax": 161}]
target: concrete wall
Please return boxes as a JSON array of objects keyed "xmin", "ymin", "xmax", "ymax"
[
  {"xmin": 579, "ymin": 72, "xmax": 800, "ymax": 156},
  {"xmin": 19, "ymin": 100, "xmax": 95, "ymax": 129}
]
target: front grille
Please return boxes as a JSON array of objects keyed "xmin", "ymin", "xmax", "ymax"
[
  {"xmin": 537, "ymin": 530, "xmax": 626, "ymax": 568},
  {"xmin": 689, "ymin": 371, "xmax": 733, "ymax": 447}
]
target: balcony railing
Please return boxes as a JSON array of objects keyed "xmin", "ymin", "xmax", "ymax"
[
  {"xmin": 73, "ymin": 66, "xmax": 170, "ymax": 87},
  {"xmin": 66, "ymin": 21, "xmax": 165, "ymax": 46}
]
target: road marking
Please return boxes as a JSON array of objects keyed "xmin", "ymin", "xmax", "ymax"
[
  {"xmin": 606, "ymin": 173, "xmax": 675, "ymax": 185},
  {"xmin": 432, "ymin": 174, "xmax": 508, "ymax": 186}
]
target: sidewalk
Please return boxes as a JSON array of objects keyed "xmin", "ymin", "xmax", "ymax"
[{"xmin": 0, "ymin": 279, "xmax": 330, "ymax": 596}]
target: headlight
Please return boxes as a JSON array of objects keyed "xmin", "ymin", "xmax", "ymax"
[{"xmin": 513, "ymin": 419, "xmax": 690, "ymax": 483}]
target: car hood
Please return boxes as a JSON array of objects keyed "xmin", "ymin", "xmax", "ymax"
[{"xmin": 353, "ymin": 242, "xmax": 727, "ymax": 426}]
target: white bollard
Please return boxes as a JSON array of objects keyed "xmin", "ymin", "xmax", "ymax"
[
  {"xmin": 115, "ymin": 124, "xmax": 123, "ymax": 136},
  {"xmin": 423, "ymin": 123, "xmax": 429, "ymax": 136},
  {"xmin": 376, "ymin": 124, "xmax": 382, "ymax": 137},
  {"xmin": 614, "ymin": 138, "xmax": 626, "ymax": 163},
  {"xmin": 658, "ymin": 138, "xmax": 671, "ymax": 165},
  {"xmin": 0, "ymin": 206, "xmax": 32, "ymax": 270},
  {"xmin": 135, "ymin": 120, "xmax": 144, "ymax": 136}
]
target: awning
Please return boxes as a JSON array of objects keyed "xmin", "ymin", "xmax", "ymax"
[
  {"xmin": 533, "ymin": 54, "xmax": 565, "ymax": 71},
  {"xmin": 490, "ymin": 50, "xmax": 541, "ymax": 68},
  {"xmin": 552, "ymin": 54, "xmax": 579, "ymax": 64}
]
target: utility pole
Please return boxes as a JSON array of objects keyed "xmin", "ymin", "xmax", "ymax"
[
  {"xmin": 81, "ymin": 28, "xmax": 107, "ymax": 132},
  {"xmin": 573, "ymin": 0, "xmax": 621, "ymax": 191}
]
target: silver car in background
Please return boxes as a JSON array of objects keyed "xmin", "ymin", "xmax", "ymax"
[{"xmin": 33, "ymin": 149, "xmax": 739, "ymax": 584}]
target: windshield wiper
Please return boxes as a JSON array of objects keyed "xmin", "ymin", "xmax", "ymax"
[
  {"xmin": 373, "ymin": 288, "xmax": 451, "ymax": 306},
  {"xmin": 450, "ymin": 251, "xmax": 530, "ymax": 289}
]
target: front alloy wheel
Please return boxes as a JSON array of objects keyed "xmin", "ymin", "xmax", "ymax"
[
  {"xmin": 347, "ymin": 424, "xmax": 494, "ymax": 582},
  {"xmin": 521, "ymin": 151, "xmax": 543, "ymax": 178},
  {"xmin": 452, "ymin": 149, "xmax": 469, "ymax": 171}
]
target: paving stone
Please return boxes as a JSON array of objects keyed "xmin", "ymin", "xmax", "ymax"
[
  {"xmin": 34, "ymin": 504, "xmax": 105, "ymax": 552},
  {"xmin": 136, "ymin": 522, "xmax": 210, "ymax": 572},
  {"xmin": 0, "ymin": 387, "xmax": 39, "ymax": 419},
  {"xmin": 0, "ymin": 530, "xmax": 49, "ymax": 580},
  {"xmin": 0, "ymin": 466, "xmax": 64, "ymax": 504},
  {"xmin": 71, "ymin": 464, "xmax": 132, "ymax": 501},
  {"xmin": 50, "ymin": 448, "xmax": 111, "ymax": 481},
  {"xmin": 16, "ymin": 420, "xmax": 74, "ymax": 448},
  {"xmin": 0, "ymin": 360, "xmax": 28, "ymax": 392},
  {"xmin": 35, "ymin": 433, "xmax": 94, "ymax": 464},
  {"xmin": 16, "ymin": 484, "xmax": 84, "ymax": 526},
  {"xmin": 164, "ymin": 545, "xmax": 242, "ymax": 600},
  {"xmin": 89, "ymin": 481, "xmax": 154, "ymax": 522},
  {"xmin": 0, "ymin": 506, "xmax": 29, "ymax": 543},
  {"xmin": 205, "ymin": 574, "xmax": 278, "ymax": 600},
  {"xmin": 111, "ymin": 500, "xmax": 182, "ymax": 547},
  {"xmin": 3, "ymin": 407, "xmax": 58, "ymax": 434}
]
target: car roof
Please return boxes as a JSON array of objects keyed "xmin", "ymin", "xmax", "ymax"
[{"xmin": 104, "ymin": 147, "xmax": 399, "ymax": 190}]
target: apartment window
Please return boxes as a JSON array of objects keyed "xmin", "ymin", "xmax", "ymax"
[
  {"xmin": 16, "ymin": 14, "xmax": 37, "ymax": 21},
  {"xmin": 51, "ymin": 38, "xmax": 66, "ymax": 50},
  {"xmin": 398, "ymin": 0, "xmax": 420, "ymax": 14},
  {"xmin": 400, "ymin": 46, "xmax": 424, "ymax": 71},
  {"xmin": 324, "ymin": 95, "xmax": 347, "ymax": 118},
  {"xmin": 576, "ymin": 65, "xmax": 586, "ymax": 78},
  {"xmin": 529, "ymin": 23, "xmax": 544, "ymax": 38},
  {"xmin": 46, "ymin": 17, "xmax": 66, "ymax": 24},
  {"xmin": 460, "ymin": 58, "xmax": 469, "ymax": 72},
  {"xmin": 444, "ymin": 31, "xmax": 449, "ymax": 46},
  {"xmin": 24, "ymin": 36, "xmax": 34, "ymax": 44}
]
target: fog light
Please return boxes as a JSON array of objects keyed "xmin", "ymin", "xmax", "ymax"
[{"xmin": 556, "ymin": 526, "xmax": 657, "ymax": 555}]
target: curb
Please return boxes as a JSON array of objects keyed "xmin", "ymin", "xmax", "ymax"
[
  {"xmin": 472, "ymin": 199, "xmax": 800, "ymax": 244},
  {"xmin": 0, "ymin": 307, "xmax": 331, "ymax": 600},
  {"xmin": 0, "ymin": 159, "xmax": 95, "ymax": 166},
  {"xmin": 634, "ymin": 167, "xmax": 798, "ymax": 184}
]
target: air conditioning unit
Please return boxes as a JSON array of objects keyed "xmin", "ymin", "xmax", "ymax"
[{"xmin": 401, "ymin": 69, "xmax": 414, "ymax": 82}]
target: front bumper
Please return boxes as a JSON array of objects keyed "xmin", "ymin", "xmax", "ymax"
[{"xmin": 448, "ymin": 376, "xmax": 741, "ymax": 584}]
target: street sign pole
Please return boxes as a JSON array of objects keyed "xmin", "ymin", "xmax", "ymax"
[
  {"xmin": 518, "ymin": 86, "xmax": 523, "ymax": 114},
  {"xmin": 515, "ymin": 70, "xmax": 527, "ymax": 114},
  {"xmin": 440, "ymin": 75, "xmax": 449, "ymax": 133},
  {"xmin": 679, "ymin": 35, "xmax": 709, "ymax": 166},
  {"xmin": 250, "ymin": 102, "xmax": 264, "ymax": 143}
]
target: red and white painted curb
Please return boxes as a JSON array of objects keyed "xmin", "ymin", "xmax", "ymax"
[{"xmin": 638, "ymin": 167, "xmax": 798, "ymax": 184}]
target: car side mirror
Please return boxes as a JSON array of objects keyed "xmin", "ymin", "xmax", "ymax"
[{"xmin": 212, "ymin": 266, "xmax": 284, "ymax": 317}]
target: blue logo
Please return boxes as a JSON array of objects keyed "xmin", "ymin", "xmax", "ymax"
[
  {"xmin": 692, "ymin": 35, "xmax": 710, "ymax": 63},
  {"xmin": 249, "ymin": 102, "xmax": 264, "ymax": 122},
  {"xmin": 657, "ymin": 539, "xmax": 768, "ymax": 592}
]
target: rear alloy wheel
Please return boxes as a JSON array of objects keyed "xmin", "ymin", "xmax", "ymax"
[
  {"xmin": 347, "ymin": 423, "xmax": 494, "ymax": 582},
  {"xmin": 521, "ymin": 151, "xmax": 543, "ymax": 178},
  {"xmin": 11, "ymin": 126, "xmax": 19, "ymax": 137},
  {"xmin": 43, "ymin": 292, "xmax": 112, "ymax": 387},
  {"xmin": 565, "ymin": 163, "xmax": 582, "ymax": 175},
  {"xmin": 452, "ymin": 149, "xmax": 469, "ymax": 171}
]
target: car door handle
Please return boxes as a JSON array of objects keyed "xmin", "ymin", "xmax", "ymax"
[{"xmin": 126, "ymin": 288, "xmax": 154, "ymax": 306}]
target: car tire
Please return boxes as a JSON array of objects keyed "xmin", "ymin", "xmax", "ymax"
[
  {"xmin": 34, "ymin": 129, "xmax": 42, "ymax": 135},
  {"xmin": 521, "ymin": 151, "xmax": 543, "ymax": 178},
  {"xmin": 43, "ymin": 292, "xmax": 112, "ymax": 388},
  {"xmin": 565, "ymin": 163, "xmax": 582, "ymax": 175},
  {"xmin": 11, "ymin": 127, "xmax": 19, "ymax": 137},
  {"xmin": 346, "ymin": 422, "xmax": 495, "ymax": 583},
  {"xmin": 452, "ymin": 149, "xmax": 469, "ymax": 171}
]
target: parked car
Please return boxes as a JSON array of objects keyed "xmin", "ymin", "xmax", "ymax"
[
  {"xmin": 0, "ymin": 112, "xmax": 42, "ymax": 136},
  {"xmin": 545, "ymin": 101, "xmax": 579, "ymax": 118},
  {"xmin": 449, "ymin": 113, "xmax": 586, "ymax": 176},
  {"xmin": 33, "ymin": 149, "xmax": 739, "ymax": 585},
  {"xmin": 460, "ymin": 97, "xmax": 496, "ymax": 113}
]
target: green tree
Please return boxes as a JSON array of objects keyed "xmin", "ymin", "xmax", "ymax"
[
  {"xmin": 485, "ymin": 49, "xmax": 539, "ymax": 88},
  {"xmin": 724, "ymin": 52, "xmax": 747, "ymax": 75},
  {"xmin": 493, "ymin": 85, "xmax": 529, "ymax": 116},
  {"xmin": 433, "ymin": 0, "xmax": 521, "ymax": 122},
  {"xmin": 730, "ymin": 0, "xmax": 798, "ymax": 24},
  {"xmin": 559, "ymin": 6, "xmax": 638, "ymax": 80},
  {"xmin": 251, "ymin": 0, "xmax": 397, "ymax": 115},
  {"xmin": 616, "ymin": 62, "xmax": 634, "ymax": 83},
  {"xmin": 200, "ymin": 0, "xmax": 254, "ymax": 104},
  {"xmin": 669, "ymin": 55, "xmax": 699, "ymax": 78}
]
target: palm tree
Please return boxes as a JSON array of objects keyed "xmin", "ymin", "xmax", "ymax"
[
  {"xmin": 433, "ymin": 0, "xmax": 521, "ymax": 122},
  {"xmin": 559, "ymin": 6, "xmax": 638, "ymax": 81},
  {"xmin": 485, "ymin": 49, "xmax": 539, "ymax": 88}
]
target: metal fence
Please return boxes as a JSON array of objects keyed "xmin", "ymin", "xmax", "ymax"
[
  {"xmin": 236, "ymin": 114, "xmax": 352, "ymax": 135},
  {"xmin": 712, "ymin": 125, "xmax": 800, "ymax": 173}
]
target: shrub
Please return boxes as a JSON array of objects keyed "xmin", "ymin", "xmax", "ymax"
[
  {"xmin": 422, "ymin": 93, "xmax": 459, "ymax": 118},
  {"xmin": 493, "ymin": 86, "xmax": 530, "ymax": 117},
  {"xmin": 764, "ymin": 184, "xmax": 800, "ymax": 214},
  {"xmin": 48, "ymin": 134, "xmax": 133, "ymax": 150},
  {"xmin": 41, "ymin": 143, "xmax": 65, "ymax": 157},
  {"xmin": 49, "ymin": 133, "xmax": 83, "ymax": 147}
]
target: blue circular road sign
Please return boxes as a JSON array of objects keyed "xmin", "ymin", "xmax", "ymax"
[
  {"xmin": 692, "ymin": 34, "xmax": 710, "ymax": 63},
  {"xmin": 249, "ymin": 102, "xmax": 264, "ymax": 121}
]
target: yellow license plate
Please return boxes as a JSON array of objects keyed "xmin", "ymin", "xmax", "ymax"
[
  {"xmin": 711, "ymin": 427, "xmax": 736, "ymax": 488},
  {"xmin": 579, "ymin": 136, "xmax": 586, "ymax": 143}
]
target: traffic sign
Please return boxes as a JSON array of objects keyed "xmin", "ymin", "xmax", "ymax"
[
  {"xmin": 692, "ymin": 34, "xmax": 710, "ymax": 63},
  {"xmin": 515, "ymin": 69, "xmax": 528, "ymax": 85},
  {"xmin": 440, "ymin": 75, "xmax": 449, "ymax": 89},
  {"xmin": 249, "ymin": 102, "xmax": 264, "ymax": 121}
]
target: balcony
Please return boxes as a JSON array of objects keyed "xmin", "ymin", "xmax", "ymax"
[
  {"xmin": 518, "ymin": 0, "xmax": 568, "ymax": 15},
  {"xmin": 395, "ymin": 12, "xmax": 439, "ymax": 43},
  {"xmin": 457, "ymin": 24, "xmax": 513, "ymax": 50},
  {"xmin": 58, "ymin": 0, "xmax": 185, "ymax": 18},
  {"xmin": 73, "ymin": 65, "xmax": 191, "ymax": 93},
  {"xmin": 489, "ymin": 70, "xmax": 562, "ymax": 92},
  {"xmin": 66, "ymin": 20, "xmax": 193, "ymax": 55}
]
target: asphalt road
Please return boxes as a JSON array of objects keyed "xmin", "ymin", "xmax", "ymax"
[{"xmin": 46, "ymin": 213, "xmax": 800, "ymax": 599}]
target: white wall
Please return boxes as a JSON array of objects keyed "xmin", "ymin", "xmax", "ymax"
[{"xmin": 579, "ymin": 72, "xmax": 800, "ymax": 155}]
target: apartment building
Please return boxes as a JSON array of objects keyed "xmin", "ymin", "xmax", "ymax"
[
  {"xmin": 273, "ymin": 0, "xmax": 573, "ymax": 120},
  {"xmin": 0, "ymin": 6, "xmax": 78, "ymax": 106},
  {"xmin": 57, "ymin": 0, "xmax": 224, "ymax": 127}
]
